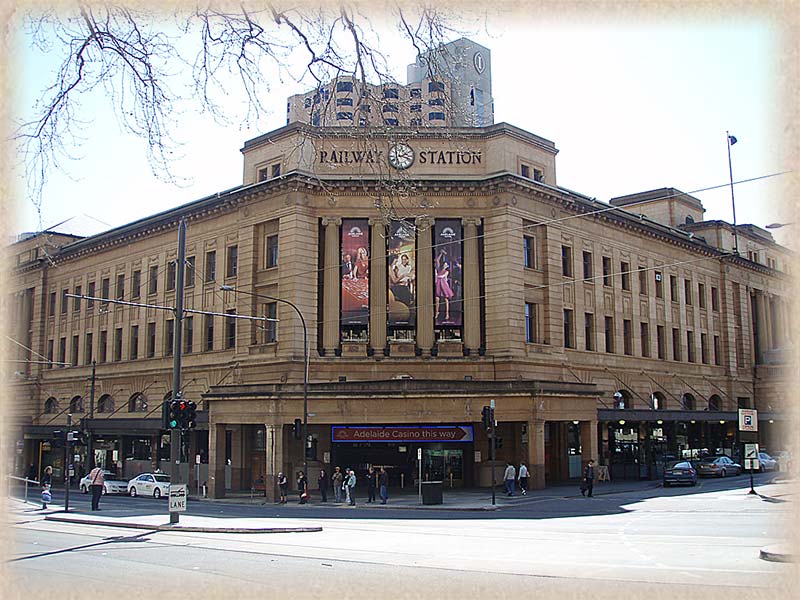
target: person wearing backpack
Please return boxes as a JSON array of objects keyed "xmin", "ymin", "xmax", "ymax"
[{"xmin": 88, "ymin": 463, "xmax": 105, "ymax": 511}]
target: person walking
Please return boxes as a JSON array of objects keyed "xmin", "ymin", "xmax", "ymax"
[
  {"xmin": 297, "ymin": 471, "xmax": 309, "ymax": 504},
  {"xmin": 277, "ymin": 472, "xmax": 288, "ymax": 504},
  {"xmin": 366, "ymin": 466, "xmax": 376, "ymax": 503},
  {"xmin": 378, "ymin": 467, "xmax": 389, "ymax": 504},
  {"xmin": 41, "ymin": 466, "xmax": 52, "ymax": 509},
  {"xmin": 346, "ymin": 468, "xmax": 357, "ymax": 506},
  {"xmin": 318, "ymin": 469, "xmax": 329, "ymax": 503},
  {"xmin": 582, "ymin": 459, "xmax": 595, "ymax": 498},
  {"xmin": 332, "ymin": 466, "xmax": 344, "ymax": 503},
  {"xmin": 88, "ymin": 463, "xmax": 105, "ymax": 511},
  {"xmin": 503, "ymin": 462, "xmax": 516, "ymax": 496},
  {"xmin": 518, "ymin": 462, "xmax": 529, "ymax": 495}
]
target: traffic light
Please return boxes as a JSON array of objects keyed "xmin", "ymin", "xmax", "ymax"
[
  {"xmin": 168, "ymin": 400, "xmax": 181, "ymax": 429},
  {"xmin": 52, "ymin": 430, "xmax": 65, "ymax": 448},
  {"xmin": 186, "ymin": 401, "xmax": 197, "ymax": 429},
  {"xmin": 481, "ymin": 406, "xmax": 494, "ymax": 431},
  {"xmin": 293, "ymin": 418, "xmax": 302, "ymax": 439},
  {"xmin": 70, "ymin": 431, "xmax": 87, "ymax": 446}
]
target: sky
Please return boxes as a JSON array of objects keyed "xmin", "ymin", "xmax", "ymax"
[{"xmin": 6, "ymin": 4, "xmax": 796, "ymax": 245}]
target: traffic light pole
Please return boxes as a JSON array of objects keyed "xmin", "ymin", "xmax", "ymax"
[
  {"xmin": 86, "ymin": 361, "xmax": 96, "ymax": 470},
  {"xmin": 490, "ymin": 400, "xmax": 496, "ymax": 506},
  {"xmin": 64, "ymin": 413, "xmax": 71, "ymax": 512},
  {"xmin": 169, "ymin": 219, "xmax": 187, "ymax": 524}
]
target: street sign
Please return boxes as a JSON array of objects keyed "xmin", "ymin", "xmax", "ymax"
[
  {"xmin": 417, "ymin": 447, "xmax": 422, "ymax": 460},
  {"xmin": 169, "ymin": 484, "xmax": 188, "ymax": 512},
  {"xmin": 738, "ymin": 409, "xmax": 758, "ymax": 432},
  {"xmin": 744, "ymin": 443, "xmax": 759, "ymax": 459},
  {"xmin": 745, "ymin": 458, "xmax": 760, "ymax": 470}
]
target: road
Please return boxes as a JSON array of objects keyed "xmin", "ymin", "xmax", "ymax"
[{"xmin": 5, "ymin": 475, "xmax": 795, "ymax": 599}]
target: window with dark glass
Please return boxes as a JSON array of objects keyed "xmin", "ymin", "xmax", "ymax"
[
  {"xmin": 98, "ymin": 331, "xmax": 107, "ymax": 363},
  {"xmin": 49, "ymin": 291, "xmax": 56, "ymax": 317},
  {"xmin": 266, "ymin": 235, "xmax": 278, "ymax": 268},
  {"xmin": 383, "ymin": 88, "xmax": 399, "ymax": 99},
  {"xmin": 116, "ymin": 273, "xmax": 125, "ymax": 300},
  {"xmin": 147, "ymin": 322, "xmax": 156, "ymax": 358},
  {"xmin": 165, "ymin": 319, "xmax": 174, "ymax": 356},
  {"xmin": 206, "ymin": 251, "xmax": 216, "ymax": 282},
  {"xmin": 698, "ymin": 283, "xmax": 706, "ymax": 308},
  {"xmin": 638, "ymin": 267, "xmax": 647, "ymax": 295},
  {"xmin": 655, "ymin": 271, "xmax": 663, "ymax": 298},
  {"xmin": 427, "ymin": 98, "xmax": 444, "ymax": 106},
  {"xmin": 523, "ymin": 236, "xmax": 535, "ymax": 269},
  {"xmin": 73, "ymin": 285, "xmax": 81, "ymax": 313},
  {"xmin": 410, "ymin": 88, "xmax": 422, "ymax": 98},
  {"xmin": 670, "ymin": 275, "xmax": 678, "ymax": 302},
  {"xmin": 149, "ymin": 266, "xmax": 158, "ymax": 295},
  {"xmin": 132, "ymin": 270, "xmax": 141, "ymax": 299},
  {"xmin": 711, "ymin": 286, "xmax": 720, "ymax": 311},
  {"xmin": 604, "ymin": 316, "xmax": 614, "ymax": 353},
  {"xmin": 87, "ymin": 282, "xmax": 95, "ymax": 309},
  {"xmin": 672, "ymin": 328, "xmax": 681, "ymax": 361},
  {"xmin": 336, "ymin": 81, "xmax": 353, "ymax": 93},
  {"xmin": 167, "ymin": 260, "xmax": 176, "ymax": 291},
  {"xmin": 385, "ymin": 118, "xmax": 399, "ymax": 126},
  {"xmin": 714, "ymin": 335, "xmax": 721, "ymax": 365},
  {"xmin": 684, "ymin": 279, "xmax": 693, "ymax": 305},
  {"xmin": 525, "ymin": 302, "xmax": 538, "ymax": 343},
  {"xmin": 561, "ymin": 246, "xmax": 573, "ymax": 277},
  {"xmin": 61, "ymin": 289, "xmax": 68, "ymax": 314},
  {"xmin": 410, "ymin": 104, "xmax": 422, "ymax": 112},
  {"xmin": 563, "ymin": 309, "xmax": 575, "ymax": 349},
  {"xmin": 382, "ymin": 104, "xmax": 398, "ymax": 113},
  {"xmin": 130, "ymin": 325, "xmax": 139, "ymax": 360},
  {"xmin": 264, "ymin": 302, "xmax": 277, "ymax": 343},
  {"xmin": 620, "ymin": 262, "xmax": 630, "ymax": 291},
  {"xmin": 226, "ymin": 245, "xmax": 238, "ymax": 278},
  {"xmin": 584, "ymin": 313, "xmax": 594, "ymax": 351},
  {"xmin": 686, "ymin": 330, "xmax": 695, "ymax": 362},
  {"xmin": 582, "ymin": 251, "xmax": 593, "ymax": 280},
  {"xmin": 85, "ymin": 332, "xmax": 93, "ymax": 365},
  {"xmin": 428, "ymin": 112, "xmax": 445, "ymax": 121},
  {"xmin": 700, "ymin": 332, "xmax": 708, "ymax": 364},
  {"xmin": 428, "ymin": 81, "xmax": 445, "ymax": 93},
  {"xmin": 101, "ymin": 278, "xmax": 110, "ymax": 306},
  {"xmin": 336, "ymin": 97, "xmax": 353, "ymax": 106},
  {"xmin": 640, "ymin": 322, "xmax": 650, "ymax": 357},
  {"xmin": 336, "ymin": 112, "xmax": 353, "ymax": 120},
  {"xmin": 184, "ymin": 316, "xmax": 193, "ymax": 354},
  {"xmin": 114, "ymin": 327, "xmax": 123, "ymax": 362},
  {"xmin": 226, "ymin": 310, "xmax": 236, "ymax": 349},
  {"xmin": 602, "ymin": 256, "xmax": 612, "ymax": 286},
  {"xmin": 623, "ymin": 319, "xmax": 632, "ymax": 355},
  {"xmin": 47, "ymin": 339, "xmax": 54, "ymax": 368},
  {"xmin": 520, "ymin": 164, "xmax": 530, "ymax": 178},
  {"xmin": 204, "ymin": 314, "xmax": 214, "ymax": 351},
  {"xmin": 71, "ymin": 335, "xmax": 79, "ymax": 366},
  {"xmin": 185, "ymin": 257, "xmax": 195, "ymax": 288}
]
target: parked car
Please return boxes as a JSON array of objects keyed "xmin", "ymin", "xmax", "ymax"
[
  {"xmin": 695, "ymin": 456, "xmax": 742, "ymax": 477},
  {"xmin": 79, "ymin": 471, "xmax": 128, "ymax": 495},
  {"xmin": 757, "ymin": 452, "xmax": 778, "ymax": 472},
  {"xmin": 663, "ymin": 460, "xmax": 697, "ymax": 487},
  {"xmin": 127, "ymin": 473, "xmax": 171, "ymax": 498}
]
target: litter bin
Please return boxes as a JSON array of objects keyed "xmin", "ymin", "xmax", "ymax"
[{"xmin": 421, "ymin": 481, "xmax": 443, "ymax": 505}]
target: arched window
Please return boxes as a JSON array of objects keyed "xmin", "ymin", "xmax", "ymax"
[
  {"xmin": 708, "ymin": 394, "xmax": 722, "ymax": 411},
  {"xmin": 97, "ymin": 394, "xmax": 114, "ymax": 413},
  {"xmin": 128, "ymin": 392, "xmax": 148, "ymax": 413},
  {"xmin": 685, "ymin": 215, "xmax": 695, "ymax": 224},
  {"xmin": 682, "ymin": 393, "xmax": 696, "ymax": 411},
  {"xmin": 613, "ymin": 390, "xmax": 633, "ymax": 409},
  {"xmin": 69, "ymin": 396, "xmax": 84, "ymax": 413},
  {"xmin": 651, "ymin": 392, "xmax": 666, "ymax": 410},
  {"xmin": 44, "ymin": 397, "xmax": 58, "ymax": 414}
]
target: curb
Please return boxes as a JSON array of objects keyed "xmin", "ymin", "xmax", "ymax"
[
  {"xmin": 759, "ymin": 545, "xmax": 795, "ymax": 563},
  {"xmin": 44, "ymin": 515, "xmax": 322, "ymax": 534}
]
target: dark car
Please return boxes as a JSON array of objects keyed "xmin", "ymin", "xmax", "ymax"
[
  {"xmin": 695, "ymin": 456, "xmax": 742, "ymax": 478},
  {"xmin": 663, "ymin": 460, "xmax": 697, "ymax": 487}
]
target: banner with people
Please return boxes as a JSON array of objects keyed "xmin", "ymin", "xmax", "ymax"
[
  {"xmin": 433, "ymin": 219, "xmax": 463, "ymax": 327},
  {"xmin": 387, "ymin": 220, "xmax": 416, "ymax": 326},
  {"xmin": 340, "ymin": 219, "xmax": 370, "ymax": 326}
]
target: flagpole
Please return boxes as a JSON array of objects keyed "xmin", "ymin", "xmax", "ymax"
[{"xmin": 726, "ymin": 131, "xmax": 739, "ymax": 255}]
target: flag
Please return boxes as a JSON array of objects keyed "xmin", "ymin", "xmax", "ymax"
[{"xmin": 728, "ymin": 134, "xmax": 738, "ymax": 145}]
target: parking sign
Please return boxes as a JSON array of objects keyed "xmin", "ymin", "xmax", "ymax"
[{"xmin": 738, "ymin": 409, "xmax": 758, "ymax": 432}]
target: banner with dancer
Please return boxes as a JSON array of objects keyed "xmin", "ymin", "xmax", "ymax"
[
  {"xmin": 387, "ymin": 220, "xmax": 416, "ymax": 327},
  {"xmin": 340, "ymin": 219, "xmax": 370, "ymax": 326},
  {"xmin": 433, "ymin": 219, "xmax": 463, "ymax": 327}
]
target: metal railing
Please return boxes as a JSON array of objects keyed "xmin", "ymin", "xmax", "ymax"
[{"xmin": 7, "ymin": 475, "xmax": 42, "ymax": 505}]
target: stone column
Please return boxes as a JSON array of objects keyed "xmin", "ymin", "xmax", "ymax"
[
  {"xmin": 415, "ymin": 217, "xmax": 434, "ymax": 354},
  {"xmin": 369, "ymin": 218, "xmax": 387, "ymax": 354},
  {"xmin": 580, "ymin": 419, "xmax": 599, "ymax": 467},
  {"xmin": 264, "ymin": 423, "xmax": 284, "ymax": 504},
  {"xmin": 462, "ymin": 218, "xmax": 481, "ymax": 352},
  {"xmin": 527, "ymin": 419, "xmax": 546, "ymax": 490},
  {"xmin": 208, "ymin": 422, "xmax": 226, "ymax": 499},
  {"xmin": 322, "ymin": 218, "xmax": 341, "ymax": 354},
  {"xmin": 755, "ymin": 290, "xmax": 768, "ymax": 362}
]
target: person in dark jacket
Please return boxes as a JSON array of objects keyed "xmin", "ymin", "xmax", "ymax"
[
  {"xmin": 378, "ymin": 467, "xmax": 389, "ymax": 504},
  {"xmin": 366, "ymin": 466, "xmax": 376, "ymax": 503},
  {"xmin": 582, "ymin": 460, "xmax": 595, "ymax": 497},
  {"xmin": 318, "ymin": 469, "xmax": 329, "ymax": 502},
  {"xmin": 41, "ymin": 466, "xmax": 53, "ymax": 509},
  {"xmin": 277, "ymin": 472, "xmax": 288, "ymax": 504},
  {"xmin": 297, "ymin": 471, "xmax": 309, "ymax": 504}
]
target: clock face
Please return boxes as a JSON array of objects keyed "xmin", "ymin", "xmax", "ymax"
[{"xmin": 388, "ymin": 143, "xmax": 415, "ymax": 170}]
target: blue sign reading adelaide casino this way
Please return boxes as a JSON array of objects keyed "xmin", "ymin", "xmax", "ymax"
[{"xmin": 332, "ymin": 425, "xmax": 474, "ymax": 443}]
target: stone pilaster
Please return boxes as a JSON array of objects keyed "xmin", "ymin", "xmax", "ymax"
[
  {"xmin": 264, "ymin": 423, "xmax": 284, "ymax": 504},
  {"xmin": 415, "ymin": 217, "xmax": 434, "ymax": 353},
  {"xmin": 208, "ymin": 422, "xmax": 226, "ymax": 499},
  {"xmin": 322, "ymin": 217, "xmax": 341, "ymax": 354},
  {"xmin": 369, "ymin": 219, "xmax": 387, "ymax": 354},
  {"xmin": 462, "ymin": 218, "xmax": 481, "ymax": 352},
  {"xmin": 528, "ymin": 419, "xmax": 546, "ymax": 490}
]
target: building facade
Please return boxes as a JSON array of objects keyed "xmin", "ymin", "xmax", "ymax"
[{"xmin": 5, "ymin": 117, "xmax": 793, "ymax": 501}]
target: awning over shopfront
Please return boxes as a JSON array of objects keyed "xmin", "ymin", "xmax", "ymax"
[{"xmin": 598, "ymin": 409, "xmax": 738, "ymax": 422}]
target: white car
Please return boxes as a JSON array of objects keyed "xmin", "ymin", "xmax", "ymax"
[
  {"xmin": 79, "ymin": 471, "xmax": 128, "ymax": 495},
  {"xmin": 127, "ymin": 473, "xmax": 171, "ymax": 498},
  {"xmin": 758, "ymin": 452, "xmax": 778, "ymax": 472}
]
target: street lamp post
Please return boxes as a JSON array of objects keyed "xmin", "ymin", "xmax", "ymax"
[{"xmin": 220, "ymin": 285, "xmax": 310, "ymax": 480}]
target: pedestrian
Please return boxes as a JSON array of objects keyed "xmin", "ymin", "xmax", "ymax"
[
  {"xmin": 297, "ymin": 471, "xmax": 309, "ymax": 504},
  {"xmin": 503, "ymin": 462, "xmax": 516, "ymax": 496},
  {"xmin": 41, "ymin": 466, "xmax": 52, "ymax": 509},
  {"xmin": 378, "ymin": 467, "xmax": 389, "ymax": 504},
  {"xmin": 366, "ymin": 466, "xmax": 376, "ymax": 503},
  {"xmin": 518, "ymin": 462, "xmax": 529, "ymax": 495},
  {"xmin": 277, "ymin": 472, "xmax": 288, "ymax": 504},
  {"xmin": 88, "ymin": 463, "xmax": 105, "ymax": 511},
  {"xmin": 346, "ymin": 468, "xmax": 357, "ymax": 506},
  {"xmin": 582, "ymin": 459, "xmax": 595, "ymax": 498},
  {"xmin": 332, "ymin": 466, "xmax": 344, "ymax": 503},
  {"xmin": 318, "ymin": 469, "xmax": 329, "ymax": 503}
]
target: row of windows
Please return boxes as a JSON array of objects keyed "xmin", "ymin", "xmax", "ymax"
[
  {"xmin": 336, "ymin": 112, "xmax": 446, "ymax": 123},
  {"xmin": 304, "ymin": 81, "xmax": 445, "ymax": 107}
]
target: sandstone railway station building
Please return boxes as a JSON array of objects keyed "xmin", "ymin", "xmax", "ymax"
[{"xmin": 6, "ymin": 41, "xmax": 793, "ymax": 502}]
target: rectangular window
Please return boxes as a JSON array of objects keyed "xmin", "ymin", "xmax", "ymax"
[
  {"xmin": 226, "ymin": 245, "xmax": 238, "ymax": 278},
  {"xmin": 523, "ymin": 236, "xmax": 536, "ymax": 269},
  {"xmin": 410, "ymin": 88, "xmax": 422, "ymax": 98},
  {"xmin": 59, "ymin": 337, "xmax": 66, "ymax": 366},
  {"xmin": 427, "ymin": 98, "xmax": 444, "ymax": 106},
  {"xmin": 336, "ymin": 97, "xmax": 353, "ymax": 106},
  {"xmin": 654, "ymin": 271, "xmax": 663, "ymax": 299},
  {"xmin": 640, "ymin": 322, "xmax": 650, "ymax": 357},
  {"xmin": 185, "ymin": 256, "xmax": 195, "ymax": 288},
  {"xmin": 114, "ymin": 328, "xmax": 123, "ymax": 362},
  {"xmin": 602, "ymin": 256, "xmax": 612, "ymax": 286},
  {"xmin": 61, "ymin": 289, "xmax": 68, "ymax": 314},
  {"xmin": 410, "ymin": 104, "xmax": 422, "ymax": 113},
  {"xmin": 623, "ymin": 319, "xmax": 632, "ymax": 355},
  {"xmin": 101, "ymin": 278, "xmax": 110, "ymax": 307},
  {"xmin": 132, "ymin": 270, "xmax": 141, "ymax": 299},
  {"xmin": 584, "ymin": 313, "xmax": 595, "ymax": 351},
  {"xmin": 205, "ymin": 251, "xmax": 216, "ymax": 282},
  {"xmin": 116, "ymin": 273, "xmax": 125, "ymax": 300},
  {"xmin": 533, "ymin": 168, "xmax": 544, "ymax": 182},
  {"xmin": 563, "ymin": 309, "xmax": 575, "ymax": 349},
  {"xmin": 264, "ymin": 302, "xmax": 277, "ymax": 343},
  {"xmin": 620, "ymin": 262, "xmax": 630, "ymax": 291},
  {"xmin": 701, "ymin": 332, "xmax": 708, "ymax": 364},
  {"xmin": 47, "ymin": 339, "xmax": 54, "ymax": 368},
  {"xmin": 165, "ymin": 319, "xmax": 174, "ymax": 357},
  {"xmin": 525, "ymin": 302, "xmax": 539, "ymax": 343},
  {"xmin": 130, "ymin": 325, "xmax": 139, "ymax": 360},
  {"xmin": 49, "ymin": 291, "xmax": 56, "ymax": 317},
  {"xmin": 226, "ymin": 310, "xmax": 236, "ymax": 349},
  {"xmin": 149, "ymin": 266, "xmax": 158, "ymax": 295},
  {"xmin": 84, "ymin": 332, "xmax": 93, "ymax": 365},
  {"xmin": 383, "ymin": 87, "xmax": 399, "ymax": 99},
  {"xmin": 561, "ymin": 246, "xmax": 573, "ymax": 277},
  {"xmin": 204, "ymin": 314, "xmax": 214, "ymax": 352},
  {"xmin": 711, "ymin": 286, "xmax": 720, "ymax": 311},
  {"xmin": 687, "ymin": 330, "xmax": 695, "ymax": 362},
  {"xmin": 638, "ymin": 267, "xmax": 647, "ymax": 295},
  {"xmin": 428, "ymin": 81, "xmax": 445, "ymax": 93},
  {"xmin": 582, "ymin": 251, "xmax": 593, "ymax": 281},
  {"xmin": 265, "ymin": 235, "xmax": 279, "ymax": 269},
  {"xmin": 73, "ymin": 285, "xmax": 81, "ymax": 313},
  {"xmin": 427, "ymin": 112, "xmax": 445, "ymax": 121},
  {"xmin": 672, "ymin": 328, "xmax": 681, "ymax": 361},
  {"xmin": 520, "ymin": 164, "xmax": 530, "ymax": 178},
  {"xmin": 604, "ymin": 316, "xmax": 614, "ymax": 353},
  {"xmin": 713, "ymin": 335, "xmax": 721, "ymax": 365},
  {"xmin": 271, "ymin": 163, "xmax": 281, "ymax": 178},
  {"xmin": 698, "ymin": 283, "xmax": 706, "ymax": 309},
  {"xmin": 184, "ymin": 316, "xmax": 194, "ymax": 354},
  {"xmin": 657, "ymin": 325, "xmax": 666, "ymax": 360},
  {"xmin": 71, "ymin": 335, "xmax": 79, "ymax": 366},
  {"xmin": 87, "ymin": 282, "xmax": 95, "ymax": 309},
  {"xmin": 167, "ymin": 260, "xmax": 176, "ymax": 291},
  {"xmin": 336, "ymin": 112, "xmax": 353, "ymax": 121},
  {"xmin": 147, "ymin": 322, "xmax": 156, "ymax": 358},
  {"xmin": 685, "ymin": 279, "xmax": 693, "ymax": 305},
  {"xmin": 670, "ymin": 275, "xmax": 678, "ymax": 302},
  {"xmin": 99, "ymin": 331, "xmax": 107, "ymax": 364},
  {"xmin": 336, "ymin": 81, "xmax": 353, "ymax": 93}
]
